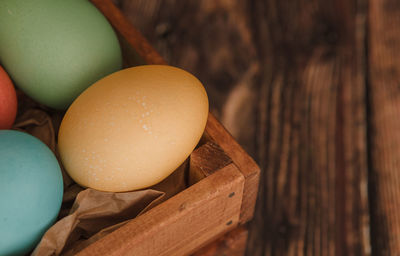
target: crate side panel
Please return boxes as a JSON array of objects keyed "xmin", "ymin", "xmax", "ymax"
[
  {"xmin": 77, "ymin": 164, "xmax": 244, "ymax": 256},
  {"xmin": 192, "ymin": 227, "xmax": 248, "ymax": 256},
  {"xmin": 205, "ymin": 114, "xmax": 260, "ymax": 223}
]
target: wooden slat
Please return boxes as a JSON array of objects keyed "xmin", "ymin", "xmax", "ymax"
[
  {"xmin": 77, "ymin": 164, "xmax": 244, "ymax": 256},
  {"xmin": 205, "ymin": 114, "xmax": 260, "ymax": 224},
  {"xmin": 188, "ymin": 143, "xmax": 249, "ymax": 256},
  {"xmin": 192, "ymin": 227, "xmax": 248, "ymax": 256},
  {"xmin": 243, "ymin": 0, "xmax": 370, "ymax": 255},
  {"xmin": 189, "ymin": 141, "xmax": 232, "ymax": 185},
  {"xmin": 368, "ymin": 0, "xmax": 400, "ymax": 254}
]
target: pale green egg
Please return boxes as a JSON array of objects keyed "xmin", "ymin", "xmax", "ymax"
[{"xmin": 0, "ymin": 0, "xmax": 122, "ymax": 109}]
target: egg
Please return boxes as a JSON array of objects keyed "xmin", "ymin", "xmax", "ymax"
[
  {"xmin": 0, "ymin": 0, "xmax": 122, "ymax": 109},
  {"xmin": 0, "ymin": 66, "xmax": 17, "ymax": 129},
  {"xmin": 0, "ymin": 130, "xmax": 63, "ymax": 256},
  {"xmin": 58, "ymin": 65, "xmax": 209, "ymax": 192}
]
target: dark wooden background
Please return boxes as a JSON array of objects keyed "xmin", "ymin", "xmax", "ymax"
[{"xmin": 116, "ymin": 0, "xmax": 400, "ymax": 255}]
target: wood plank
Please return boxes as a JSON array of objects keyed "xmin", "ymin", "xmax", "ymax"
[
  {"xmin": 368, "ymin": 0, "xmax": 400, "ymax": 254},
  {"xmin": 244, "ymin": 0, "xmax": 370, "ymax": 255},
  {"xmin": 192, "ymin": 227, "xmax": 248, "ymax": 256},
  {"xmin": 76, "ymin": 164, "xmax": 244, "ymax": 256},
  {"xmin": 189, "ymin": 141, "xmax": 233, "ymax": 185},
  {"xmin": 205, "ymin": 114, "xmax": 260, "ymax": 224}
]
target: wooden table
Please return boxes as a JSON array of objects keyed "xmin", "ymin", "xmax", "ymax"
[{"xmin": 117, "ymin": 0, "xmax": 399, "ymax": 255}]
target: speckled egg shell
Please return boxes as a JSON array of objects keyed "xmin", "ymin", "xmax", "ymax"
[{"xmin": 58, "ymin": 65, "xmax": 209, "ymax": 192}]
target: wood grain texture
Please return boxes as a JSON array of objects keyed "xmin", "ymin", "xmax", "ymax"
[
  {"xmin": 189, "ymin": 141, "xmax": 233, "ymax": 185},
  {"xmin": 368, "ymin": 0, "xmax": 400, "ymax": 254},
  {"xmin": 192, "ymin": 227, "xmax": 248, "ymax": 256},
  {"xmin": 188, "ymin": 141, "xmax": 247, "ymax": 256},
  {"xmin": 205, "ymin": 114, "xmax": 260, "ymax": 224},
  {"xmin": 114, "ymin": 0, "xmax": 372, "ymax": 255},
  {"xmin": 247, "ymin": 0, "xmax": 370, "ymax": 254},
  {"xmin": 77, "ymin": 164, "xmax": 244, "ymax": 256}
]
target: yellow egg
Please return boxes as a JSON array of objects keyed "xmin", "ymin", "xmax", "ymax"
[{"xmin": 58, "ymin": 65, "xmax": 209, "ymax": 192}]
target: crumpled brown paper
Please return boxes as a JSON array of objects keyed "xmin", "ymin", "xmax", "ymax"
[
  {"xmin": 13, "ymin": 92, "xmax": 188, "ymax": 255},
  {"xmin": 32, "ymin": 188, "xmax": 165, "ymax": 256}
]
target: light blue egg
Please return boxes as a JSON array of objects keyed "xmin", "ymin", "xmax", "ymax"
[{"xmin": 0, "ymin": 130, "xmax": 63, "ymax": 256}]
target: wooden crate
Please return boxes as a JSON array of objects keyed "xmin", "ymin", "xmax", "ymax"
[{"xmin": 74, "ymin": 1, "xmax": 261, "ymax": 255}]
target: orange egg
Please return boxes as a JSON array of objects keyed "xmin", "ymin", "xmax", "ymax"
[
  {"xmin": 0, "ymin": 66, "xmax": 17, "ymax": 129},
  {"xmin": 58, "ymin": 65, "xmax": 209, "ymax": 192}
]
